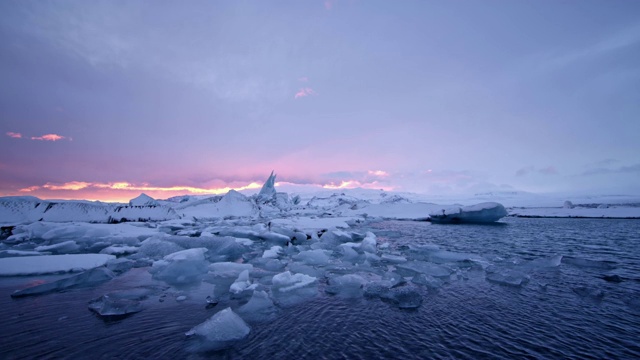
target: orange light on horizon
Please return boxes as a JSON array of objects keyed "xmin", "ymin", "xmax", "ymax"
[{"xmin": 13, "ymin": 180, "xmax": 264, "ymax": 203}]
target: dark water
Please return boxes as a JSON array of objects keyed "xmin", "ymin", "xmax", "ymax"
[{"xmin": 1, "ymin": 218, "xmax": 639, "ymax": 359}]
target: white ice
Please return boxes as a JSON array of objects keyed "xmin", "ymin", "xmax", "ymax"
[
  {"xmin": 149, "ymin": 248, "xmax": 209, "ymax": 285},
  {"xmin": 185, "ymin": 307, "xmax": 251, "ymax": 352},
  {"xmin": 0, "ymin": 254, "xmax": 115, "ymax": 276},
  {"xmin": 429, "ymin": 202, "xmax": 508, "ymax": 223}
]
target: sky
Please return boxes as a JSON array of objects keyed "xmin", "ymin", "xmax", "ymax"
[{"xmin": 1, "ymin": 0, "xmax": 639, "ymax": 202}]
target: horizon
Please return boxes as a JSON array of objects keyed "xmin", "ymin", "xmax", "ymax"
[{"xmin": 2, "ymin": 1, "xmax": 639, "ymax": 202}]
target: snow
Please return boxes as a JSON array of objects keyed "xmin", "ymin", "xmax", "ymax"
[
  {"xmin": 0, "ymin": 254, "xmax": 115, "ymax": 276},
  {"xmin": 178, "ymin": 190, "xmax": 257, "ymax": 220},
  {"xmin": 129, "ymin": 193, "xmax": 158, "ymax": 206}
]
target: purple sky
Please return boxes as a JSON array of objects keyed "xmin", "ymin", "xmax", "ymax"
[{"xmin": 1, "ymin": 1, "xmax": 639, "ymax": 201}]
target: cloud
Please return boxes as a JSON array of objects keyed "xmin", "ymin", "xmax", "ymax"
[
  {"xmin": 538, "ymin": 166, "xmax": 558, "ymax": 175},
  {"xmin": 20, "ymin": 180, "xmax": 262, "ymax": 195},
  {"xmin": 516, "ymin": 166, "xmax": 557, "ymax": 176},
  {"xmin": 581, "ymin": 163, "xmax": 640, "ymax": 176},
  {"xmin": 368, "ymin": 170, "xmax": 389, "ymax": 177},
  {"xmin": 31, "ymin": 134, "xmax": 69, "ymax": 141},
  {"xmin": 6, "ymin": 132, "xmax": 23, "ymax": 139},
  {"xmin": 546, "ymin": 23, "xmax": 640, "ymax": 69},
  {"xmin": 323, "ymin": 180, "xmax": 394, "ymax": 191},
  {"xmin": 294, "ymin": 87, "xmax": 317, "ymax": 99},
  {"xmin": 43, "ymin": 181, "xmax": 91, "ymax": 191},
  {"xmin": 324, "ymin": 1, "xmax": 335, "ymax": 10},
  {"xmin": 515, "ymin": 166, "xmax": 535, "ymax": 177}
]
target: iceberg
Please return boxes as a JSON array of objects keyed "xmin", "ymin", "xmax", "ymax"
[
  {"xmin": 429, "ymin": 202, "xmax": 508, "ymax": 224},
  {"xmin": 186, "ymin": 307, "xmax": 250, "ymax": 352},
  {"xmin": 88, "ymin": 295, "xmax": 144, "ymax": 317},
  {"xmin": 0, "ymin": 254, "xmax": 115, "ymax": 276},
  {"xmin": 258, "ymin": 171, "xmax": 277, "ymax": 199},
  {"xmin": 272, "ymin": 271, "xmax": 317, "ymax": 292},
  {"xmin": 237, "ymin": 290, "xmax": 278, "ymax": 322},
  {"xmin": 11, "ymin": 267, "xmax": 115, "ymax": 297},
  {"xmin": 149, "ymin": 248, "xmax": 209, "ymax": 286}
]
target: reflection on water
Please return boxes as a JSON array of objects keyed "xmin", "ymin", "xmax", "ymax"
[{"xmin": 1, "ymin": 218, "xmax": 639, "ymax": 359}]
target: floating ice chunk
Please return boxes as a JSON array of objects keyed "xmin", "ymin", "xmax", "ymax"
[
  {"xmin": 234, "ymin": 238, "xmax": 254, "ymax": 246},
  {"xmin": 521, "ymin": 255, "xmax": 563, "ymax": 271},
  {"xmin": 0, "ymin": 250, "xmax": 47, "ymax": 258},
  {"xmin": 138, "ymin": 238, "xmax": 184, "ymax": 260},
  {"xmin": 106, "ymin": 258, "xmax": 134, "ymax": 274},
  {"xmin": 395, "ymin": 261, "xmax": 452, "ymax": 279},
  {"xmin": 149, "ymin": 248, "xmax": 209, "ymax": 286},
  {"xmin": 361, "ymin": 232, "xmax": 377, "ymax": 254},
  {"xmin": 0, "ymin": 254, "xmax": 115, "ymax": 276},
  {"xmin": 428, "ymin": 250, "xmax": 482, "ymax": 264},
  {"xmin": 176, "ymin": 295, "xmax": 187, "ymax": 301},
  {"xmin": 272, "ymin": 271, "xmax": 317, "ymax": 292},
  {"xmin": 381, "ymin": 254, "xmax": 407, "ymax": 264},
  {"xmin": 185, "ymin": 308, "xmax": 251, "ymax": 352},
  {"xmin": 237, "ymin": 290, "xmax": 278, "ymax": 322},
  {"xmin": 315, "ymin": 230, "xmax": 353, "ymax": 248},
  {"xmin": 485, "ymin": 267, "xmax": 529, "ymax": 287},
  {"xmin": 271, "ymin": 271, "xmax": 318, "ymax": 306},
  {"xmin": 100, "ymin": 245, "xmax": 139, "ymax": 256},
  {"xmin": 325, "ymin": 274, "xmax": 366, "ymax": 298},
  {"xmin": 250, "ymin": 258, "xmax": 287, "ymax": 273},
  {"xmin": 209, "ymin": 262, "xmax": 253, "ymax": 278},
  {"xmin": 339, "ymin": 244, "xmax": 360, "ymax": 262},
  {"xmin": 293, "ymin": 249, "xmax": 331, "ymax": 266},
  {"xmin": 364, "ymin": 282, "xmax": 422, "ymax": 309},
  {"xmin": 573, "ymin": 286, "xmax": 605, "ymax": 302},
  {"xmin": 287, "ymin": 263, "xmax": 325, "ymax": 278},
  {"xmin": 411, "ymin": 273, "xmax": 444, "ymax": 289},
  {"xmin": 35, "ymin": 240, "xmax": 80, "ymax": 254},
  {"xmin": 259, "ymin": 232, "xmax": 290, "ymax": 246},
  {"xmin": 429, "ymin": 202, "xmax": 508, "ymax": 224},
  {"xmin": 12, "ymin": 267, "xmax": 115, "ymax": 297},
  {"xmin": 88, "ymin": 295, "xmax": 143, "ymax": 317},
  {"xmin": 562, "ymin": 256, "xmax": 616, "ymax": 270},
  {"xmin": 262, "ymin": 246, "xmax": 283, "ymax": 259},
  {"xmin": 229, "ymin": 270, "xmax": 257, "ymax": 294}
]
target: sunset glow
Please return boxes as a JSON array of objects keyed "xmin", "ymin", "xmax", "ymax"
[{"xmin": 1, "ymin": 1, "xmax": 638, "ymax": 202}]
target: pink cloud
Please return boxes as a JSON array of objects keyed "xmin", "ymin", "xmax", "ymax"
[
  {"xmin": 368, "ymin": 170, "xmax": 389, "ymax": 177},
  {"xmin": 19, "ymin": 186, "xmax": 40, "ymax": 192},
  {"xmin": 298, "ymin": 77, "xmax": 309, "ymax": 82},
  {"xmin": 6, "ymin": 132, "xmax": 22, "ymax": 139},
  {"xmin": 31, "ymin": 134, "xmax": 68, "ymax": 141},
  {"xmin": 294, "ymin": 87, "xmax": 317, "ymax": 99},
  {"xmin": 324, "ymin": 0, "xmax": 334, "ymax": 10},
  {"xmin": 43, "ymin": 181, "xmax": 91, "ymax": 191}
]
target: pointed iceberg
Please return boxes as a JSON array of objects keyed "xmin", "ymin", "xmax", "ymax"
[{"xmin": 258, "ymin": 171, "xmax": 277, "ymax": 199}]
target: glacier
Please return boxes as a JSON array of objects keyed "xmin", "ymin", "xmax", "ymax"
[{"xmin": 2, "ymin": 174, "xmax": 640, "ymax": 354}]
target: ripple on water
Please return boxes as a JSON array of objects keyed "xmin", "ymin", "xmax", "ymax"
[{"xmin": 1, "ymin": 218, "xmax": 640, "ymax": 359}]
